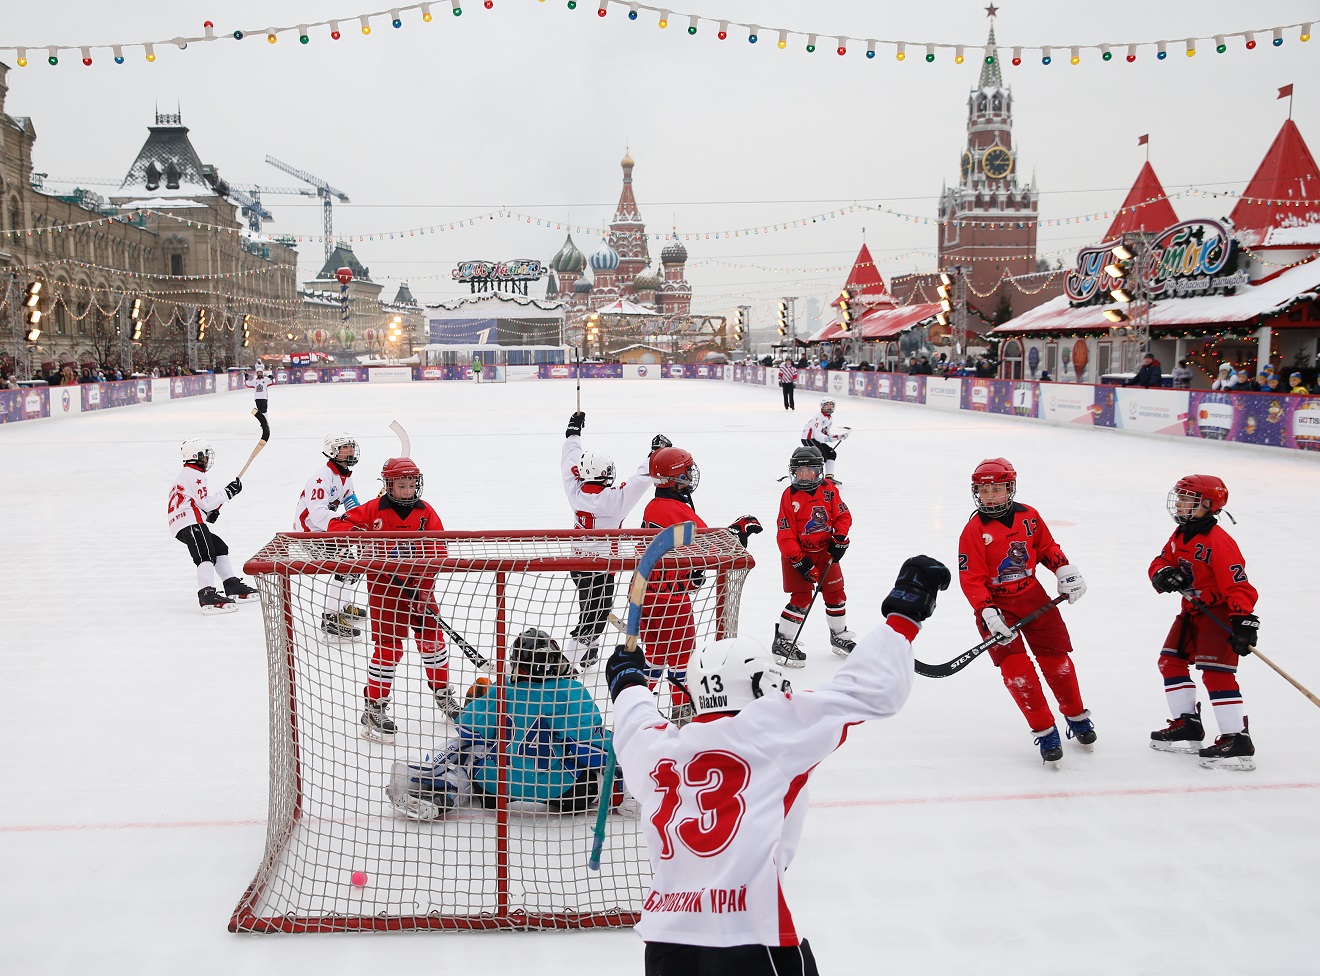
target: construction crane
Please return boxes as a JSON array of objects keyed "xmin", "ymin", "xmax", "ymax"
[{"xmin": 265, "ymin": 155, "xmax": 350, "ymax": 260}]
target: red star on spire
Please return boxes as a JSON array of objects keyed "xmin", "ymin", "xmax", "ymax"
[{"xmin": 985, "ymin": 4, "xmax": 999, "ymax": 16}]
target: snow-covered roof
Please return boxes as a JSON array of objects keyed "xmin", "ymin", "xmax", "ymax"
[
  {"xmin": 593, "ymin": 298, "xmax": 658, "ymax": 316},
  {"xmin": 992, "ymin": 259, "xmax": 1320, "ymax": 336},
  {"xmin": 425, "ymin": 291, "xmax": 564, "ymax": 314},
  {"xmin": 118, "ymin": 112, "xmax": 218, "ymax": 198},
  {"xmin": 116, "ymin": 198, "xmax": 208, "ymax": 210}
]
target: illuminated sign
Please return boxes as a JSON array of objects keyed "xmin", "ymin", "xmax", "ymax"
[
  {"xmin": 452, "ymin": 259, "xmax": 544, "ymax": 283},
  {"xmin": 1065, "ymin": 219, "xmax": 1248, "ymax": 304}
]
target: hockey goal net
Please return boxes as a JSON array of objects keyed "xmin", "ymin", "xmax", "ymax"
[{"xmin": 230, "ymin": 528, "xmax": 753, "ymax": 933}]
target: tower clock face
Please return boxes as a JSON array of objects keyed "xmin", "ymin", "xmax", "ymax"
[
  {"xmin": 982, "ymin": 146, "xmax": 1013, "ymax": 179},
  {"xmin": 961, "ymin": 151, "xmax": 973, "ymax": 181}
]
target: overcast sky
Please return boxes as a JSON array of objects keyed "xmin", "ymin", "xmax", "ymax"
[{"xmin": 4, "ymin": 1, "xmax": 1317, "ymax": 329}]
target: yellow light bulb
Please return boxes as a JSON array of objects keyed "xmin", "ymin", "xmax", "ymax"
[
  {"xmin": 267, "ymin": 33, "xmax": 277, "ymax": 44},
  {"xmin": 17, "ymin": 57, "xmax": 27, "ymax": 67},
  {"xmin": 659, "ymin": 18, "xmax": 667, "ymax": 28},
  {"xmin": 896, "ymin": 51, "xmax": 905, "ymax": 61}
]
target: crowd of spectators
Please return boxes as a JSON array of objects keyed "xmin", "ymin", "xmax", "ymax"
[{"xmin": 0, "ymin": 361, "xmax": 221, "ymax": 388}]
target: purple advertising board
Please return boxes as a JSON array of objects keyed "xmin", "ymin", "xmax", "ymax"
[
  {"xmin": 169, "ymin": 374, "xmax": 217, "ymax": 398},
  {"xmin": 81, "ymin": 379, "xmax": 150, "ymax": 411},
  {"xmin": 0, "ymin": 387, "xmax": 49, "ymax": 423}
]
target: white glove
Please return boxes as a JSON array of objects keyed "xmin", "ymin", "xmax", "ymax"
[
  {"xmin": 981, "ymin": 607, "xmax": 1014, "ymax": 644},
  {"xmin": 1056, "ymin": 565, "xmax": 1087, "ymax": 604}
]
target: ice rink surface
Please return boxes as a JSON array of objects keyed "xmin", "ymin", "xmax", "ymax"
[{"xmin": 2, "ymin": 377, "xmax": 1318, "ymax": 975}]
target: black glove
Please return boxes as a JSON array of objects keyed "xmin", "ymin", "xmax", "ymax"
[
  {"xmin": 729, "ymin": 515, "xmax": 762, "ymax": 547},
  {"xmin": 651, "ymin": 434, "xmax": 672, "ymax": 454},
  {"xmin": 827, "ymin": 534, "xmax": 850, "ymax": 563},
  {"xmin": 566, "ymin": 411, "xmax": 585, "ymax": 438},
  {"xmin": 791, "ymin": 555, "xmax": 817, "ymax": 582},
  {"xmin": 205, "ymin": 508, "xmax": 220, "ymax": 523},
  {"xmin": 1152, "ymin": 565, "xmax": 1193, "ymax": 594},
  {"xmin": 327, "ymin": 497, "xmax": 341, "ymax": 512},
  {"xmin": 224, "ymin": 478, "xmax": 243, "ymax": 499},
  {"xmin": 880, "ymin": 555, "xmax": 952, "ymax": 623},
  {"xmin": 690, "ymin": 569, "xmax": 707, "ymax": 589},
  {"xmin": 606, "ymin": 645, "xmax": 650, "ymax": 701},
  {"xmin": 1229, "ymin": 614, "xmax": 1259, "ymax": 656}
]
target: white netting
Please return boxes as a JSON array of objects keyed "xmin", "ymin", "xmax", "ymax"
[{"xmin": 230, "ymin": 529, "xmax": 752, "ymax": 933}]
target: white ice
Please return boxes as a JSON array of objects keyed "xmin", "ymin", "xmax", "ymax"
[{"xmin": 2, "ymin": 378, "xmax": 1317, "ymax": 974}]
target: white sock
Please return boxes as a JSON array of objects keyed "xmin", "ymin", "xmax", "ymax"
[
  {"xmin": 197, "ymin": 563, "xmax": 216, "ymax": 589},
  {"xmin": 215, "ymin": 554, "xmax": 237, "ymax": 580},
  {"xmin": 825, "ymin": 459, "xmax": 837, "ymax": 476}
]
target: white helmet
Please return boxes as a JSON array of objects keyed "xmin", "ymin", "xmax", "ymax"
[
  {"xmin": 686, "ymin": 637, "xmax": 791, "ymax": 716},
  {"xmin": 577, "ymin": 450, "xmax": 616, "ymax": 487},
  {"xmin": 180, "ymin": 437, "xmax": 214, "ymax": 471},
  {"xmin": 323, "ymin": 431, "xmax": 359, "ymax": 468},
  {"xmin": 820, "ymin": 398, "xmax": 836, "ymax": 415}
]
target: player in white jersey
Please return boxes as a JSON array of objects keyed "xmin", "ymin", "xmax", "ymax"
[
  {"xmin": 294, "ymin": 432, "xmax": 367, "ymax": 638},
  {"xmin": 245, "ymin": 367, "xmax": 269, "ymax": 417},
  {"xmin": 605, "ymin": 555, "xmax": 951, "ymax": 975},
  {"xmin": 800, "ymin": 398, "xmax": 849, "ymax": 482},
  {"xmin": 166, "ymin": 438, "xmax": 259, "ymax": 614},
  {"xmin": 561, "ymin": 410, "xmax": 656, "ymax": 667}
]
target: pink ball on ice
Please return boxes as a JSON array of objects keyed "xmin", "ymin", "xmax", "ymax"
[{"xmin": 350, "ymin": 871, "xmax": 368, "ymax": 887}]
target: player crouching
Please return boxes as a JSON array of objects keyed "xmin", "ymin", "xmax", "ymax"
[
  {"xmin": 166, "ymin": 438, "xmax": 259, "ymax": 614},
  {"xmin": 386, "ymin": 628, "xmax": 611, "ymax": 819},
  {"xmin": 1148, "ymin": 475, "xmax": 1259, "ymax": 771}
]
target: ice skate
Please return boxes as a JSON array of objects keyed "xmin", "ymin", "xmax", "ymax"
[
  {"xmin": 223, "ymin": 576, "xmax": 260, "ymax": 603},
  {"xmin": 1064, "ymin": 709, "xmax": 1097, "ymax": 747},
  {"xmin": 1198, "ymin": 720, "xmax": 1255, "ymax": 771},
  {"xmin": 829, "ymin": 629, "xmax": 858, "ymax": 657},
  {"xmin": 1033, "ymin": 726, "xmax": 1063, "ymax": 765},
  {"xmin": 340, "ymin": 603, "xmax": 367, "ymax": 623},
  {"xmin": 361, "ymin": 698, "xmax": 397, "ymax": 743},
  {"xmin": 198, "ymin": 586, "xmax": 238, "ymax": 615},
  {"xmin": 563, "ymin": 636, "xmax": 601, "ymax": 671},
  {"xmin": 1150, "ymin": 703, "xmax": 1204, "ymax": 755},
  {"xmin": 321, "ymin": 611, "xmax": 362, "ymax": 640},
  {"xmin": 433, "ymin": 686, "xmax": 463, "ymax": 721},
  {"xmin": 771, "ymin": 631, "xmax": 807, "ymax": 669}
]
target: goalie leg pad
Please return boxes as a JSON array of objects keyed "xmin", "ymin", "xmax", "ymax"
[{"xmin": 386, "ymin": 760, "xmax": 469, "ymax": 820}]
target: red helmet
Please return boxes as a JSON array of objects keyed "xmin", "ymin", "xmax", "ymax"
[
  {"xmin": 971, "ymin": 458, "xmax": 1016, "ymax": 516},
  {"xmin": 649, "ymin": 446, "xmax": 701, "ymax": 492},
  {"xmin": 381, "ymin": 457, "xmax": 423, "ymax": 507},
  {"xmin": 1167, "ymin": 474, "xmax": 1228, "ymax": 523}
]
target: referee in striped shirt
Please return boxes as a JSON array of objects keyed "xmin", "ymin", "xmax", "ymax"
[{"xmin": 778, "ymin": 360, "xmax": 798, "ymax": 410}]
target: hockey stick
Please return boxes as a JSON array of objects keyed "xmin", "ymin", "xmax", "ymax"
[
  {"xmin": 1181, "ymin": 592, "xmax": 1320, "ymax": 709},
  {"xmin": 389, "ymin": 419, "xmax": 411, "ymax": 457},
  {"xmin": 235, "ymin": 435, "xmax": 268, "ymax": 481},
  {"xmin": 914, "ymin": 594, "xmax": 1066, "ymax": 679},
  {"xmin": 574, "ymin": 347, "xmax": 581, "ymax": 412},
  {"xmin": 390, "ymin": 575, "xmax": 494, "ymax": 672},
  {"xmin": 589, "ymin": 521, "xmax": 697, "ymax": 872},
  {"xmin": 779, "ymin": 558, "xmax": 833, "ymax": 661}
]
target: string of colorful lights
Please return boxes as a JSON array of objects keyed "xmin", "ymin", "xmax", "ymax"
[{"xmin": 1, "ymin": 3, "xmax": 1310, "ymax": 67}]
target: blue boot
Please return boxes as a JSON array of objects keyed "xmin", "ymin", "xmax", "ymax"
[
  {"xmin": 1065, "ymin": 709, "xmax": 1097, "ymax": 746},
  {"xmin": 1032, "ymin": 726, "xmax": 1063, "ymax": 763}
]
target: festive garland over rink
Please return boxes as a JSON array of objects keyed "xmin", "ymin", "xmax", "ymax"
[{"xmin": 0, "ymin": 2, "xmax": 1310, "ymax": 67}]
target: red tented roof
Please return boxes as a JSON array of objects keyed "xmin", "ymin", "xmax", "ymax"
[
  {"xmin": 831, "ymin": 243, "xmax": 895, "ymax": 308},
  {"xmin": 1230, "ymin": 119, "xmax": 1320, "ymax": 247},
  {"xmin": 806, "ymin": 303, "xmax": 939, "ymax": 342},
  {"xmin": 1105, "ymin": 162, "xmax": 1179, "ymax": 240}
]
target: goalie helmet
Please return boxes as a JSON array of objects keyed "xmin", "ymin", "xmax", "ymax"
[
  {"xmin": 789, "ymin": 445, "xmax": 825, "ymax": 490},
  {"xmin": 576, "ymin": 450, "xmax": 616, "ymax": 487},
  {"xmin": 509, "ymin": 628, "xmax": 573, "ymax": 682},
  {"xmin": 820, "ymin": 398, "xmax": 836, "ymax": 416},
  {"xmin": 971, "ymin": 457, "xmax": 1017, "ymax": 516},
  {"xmin": 180, "ymin": 437, "xmax": 214, "ymax": 471},
  {"xmin": 687, "ymin": 636, "xmax": 791, "ymax": 716},
  {"xmin": 323, "ymin": 432, "xmax": 360, "ymax": 468},
  {"xmin": 380, "ymin": 457, "xmax": 423, "ymax": 507},
  {"xmin": 1167, "ymin": 473, "xmax": 1228, "ymax": 524},
  {"xmin": 649, "ymin": 446, "xmax": 701, "ymax": 493}
]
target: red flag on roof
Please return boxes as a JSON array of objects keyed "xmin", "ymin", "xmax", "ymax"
[
  {"xmin": 1137, "ymin": 134, "xmax": 1149, "ymax": 146},
  {"xmin": 1279, "ymin": 84, "xmax": 1294, "ymax": 99}
]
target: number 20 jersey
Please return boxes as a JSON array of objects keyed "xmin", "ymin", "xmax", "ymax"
[{"xmin": 611, "ymin": 617, "xmax": 917, "ymax": 948}]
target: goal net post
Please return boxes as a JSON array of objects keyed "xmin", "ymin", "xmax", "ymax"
[{"xmin": 230, "ymin": 528, "xmax": 752, "ymax": 933}]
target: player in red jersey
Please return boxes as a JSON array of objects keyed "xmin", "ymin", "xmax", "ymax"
[
  {"xmin": 328, "ymin": 457, "xmax": 457, "ymax": 741},
  {"xmin": 605, "ymin": 555, "xmax": 950, "ymax": 975},
  {"xmin": 772, "ymin": 445, "xmax": 854, "ymax": 667},
  {"xmin": 638, "ymin": 445, "xmax": 761, "ymax": 720},
  {"xmin": 1148, "ymin": 474, "xmax": 1260, "ymax": 770},
  {"xmin": 957, "ymin": 458, "xmax": 1092, "ymax": 764}
]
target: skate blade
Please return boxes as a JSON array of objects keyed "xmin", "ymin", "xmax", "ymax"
[
  {"xmin": 230, "ymin": 594, "xmax": 260, "ymax": 604},
  {"xmin": 773, "ymin": 654, "xmax": 807, "ymax": 670},
  {"xmin": 830, "ymin": 646, "xmax": 853, "ymax": 659},
  {"xmin": 200, "ymin": 603, "xmax": 239, "ymax": 616},
  {"xmin": 1198, "ymin": 755, "xmax": 1256, "ymax": 771},
  {"xmin": 1042, "ymin": 758, "xmax": 1061, "ymax": 770},
  {"xmin": 361, "ymin": 727, "xmax": 396, "ymax": 744},
  {"xmin": 1071, "ymin": 741, "xmax": 1096, "ymax": 752},
  {"xmin": 1150, "ymin": 741, "xmax": 1202, "ymax": 755}
]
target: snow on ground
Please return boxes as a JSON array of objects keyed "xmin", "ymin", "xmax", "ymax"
[{"xmin": 2, "ymin": 377, "xmax": 1317, "ymax": 975}]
